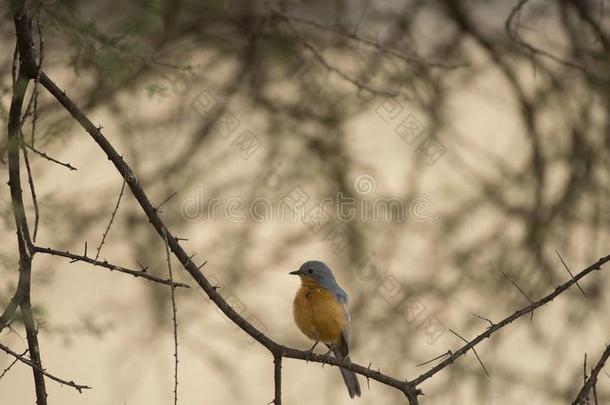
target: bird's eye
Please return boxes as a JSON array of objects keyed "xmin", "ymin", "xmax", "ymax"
[{"xmin": 308, "ymin": 269, "xmax": 313, "ymax": 274}]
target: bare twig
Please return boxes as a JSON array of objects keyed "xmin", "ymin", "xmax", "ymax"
[
  {"xmin": 277, "ymin": 12, "xmax": 399, "ymax": 97},
  {"xmin": 30, "ymin": 18, "xmax": 43, "ymax": 149},
  {"xmin": 302, "ymin": 41, "xmax": 399, "ymax": 97},
  {"xmin": 470, "ymin": 313, "xmax": 494, "ymax": 327},
  {"xmin": 449, "ymin": 329, "xmax": 489, "ymax": 377},
  {"xmin": 95, "ymin": 179, "xmax": 126, "ymax": 261},
  {"xmin": 33, "ymin": 245, "xmax": 190, "ymax": 288},
  {"xmin": 271, "ymin": 9, "xmax": 463, "ymax": 70},
  {"xmin": 24, "ymin": 142, "xmax": 77, "ymax": 171},
  {"xmin": 21, "ymin": 140, "xmax": 40, "ymax": 242},
  {"xmin": 505, "ymin": 0, "xmax": 586, "ymax": 72},
  {"xmin": 273, "ymin": 352, "xmax": 282, "ymax": 405},
  {"xmin": 18, "ymin": 15, "xmax": 44, "ymax": 132},
  {"xmin": 556, "ymin": 250, "xmax": 588, "ymax": 297},
  {"xmin": 155, "ymin": 191, "xmax": 178, "ymax": 213},
  {"xmin": 0, "ymin": 349, "xmax": 28, "ymax": 380},
  {"xmin": 499, "ymin": 269, "xmax": 535, "ymax": 320},
  {"xmin": 0, "ymin": 342, "xmax": 90, "ymax": 392},
  {"xmin": 163, "ymin": 230, "xmax": 179, "ymax": 405},
  {"xmin": 573, "ymin": 344, "xmax": 610, "ymax": 405},
  {"xmin": 416, "ymin": 350, "xmax": 452, "ymax": 367}
]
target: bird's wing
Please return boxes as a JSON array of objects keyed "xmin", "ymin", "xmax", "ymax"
[{"xmin": 334, "ymin": 289, "xmax": 352, "ymax": 356}]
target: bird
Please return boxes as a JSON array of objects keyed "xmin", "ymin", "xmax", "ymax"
[{"xmin": 290, "ymin": 260, "xmax": 361, "ymax": 398}]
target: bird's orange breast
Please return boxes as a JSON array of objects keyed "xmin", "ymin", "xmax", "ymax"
[{"xmin": 293, "ymin": 278, "xmax": 345, "ymax": 344}]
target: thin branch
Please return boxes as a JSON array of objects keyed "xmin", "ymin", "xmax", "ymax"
[
  {"xmin": 573, "ymin": 344, "xmax": 610, "ymax": 405},
  {"xmin": 273, "ymin": 352, "xmax": 282, "ymax": 405},
  {"xmin": 499, "ymin": 269, "xmax": 535, "ymax": 320},
  {"xmin": 412, "ymin": 254, "xmax": 610, "ymax": 386},
  {"xmin": 155, "ymin": 191, "xmax": 178, "ymax": 213},
  {"xmin": 18, "ymin": 14, "xmax": 44, "ymax": 132},
  {"xmin": 21, "ymin": 140, "xmax": 40, "ymax": 242},
  {"xmin": 0, "ymin": 349, "xmax": 28, "ymax": 380},
  {"xmin": 33, "ymin": 245, "xmax": 190, "ymax": 288},
  {"xmin": 416, "ymin": 350, "xmax": 452, "ymax": 367},
  {"xmin": 24, "ymin": 142, "xmax": 77, "ymax": 171},
  {"xmin": 470, "ymin": 313, "xmax": 494, "ymax": 327},
  {"xmin": 302, "ymin": 41, "xmax": 399, "ymax": 97},
  {"xmin": 449, "ymin": 329, "xmax": 489, "ymax": 377},
  {"xmin": 556, "ymin": 250, "xmax": 588, "ymax": 297},
  {"xmin": 270, "ymin": 9, "xmax": 463, "ymax": 69},
  {"xmin": 163, "ymin": 230, "xmax": 179, "ymax": 405},
  {"xmin": 584, "ymin": 353, "xmax": 588, "ymax": 388},
  {"xmin": 505, "ymin": 0, "xmax": 586, "ymax": 72},
  {"xmin": 95, "ymin": 179, "xmax": 126, "ymax": 261},
  {"xmin": 30, "ymin": 17, "xmax": 43, "ymax": 149},
  {"xmin": 276, "ymin": 12, "xmax": 399, "ymax": 97},
  {"xmin": 0, "ymin": 342, "xmax": 90, "ymax": 393}
]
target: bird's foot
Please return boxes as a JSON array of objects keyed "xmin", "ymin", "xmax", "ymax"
[
  {"xmin": 321, "ymin": 345, "xmax": 333, "ymax": 367},
  {"xmin": 305, "ymin": 341, "xmax": 320, "ymax": 363}
]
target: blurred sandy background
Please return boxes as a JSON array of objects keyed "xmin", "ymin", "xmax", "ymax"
[{"xmin": 1, "ymin": 1, "xmax": 609, "ymax": 404}]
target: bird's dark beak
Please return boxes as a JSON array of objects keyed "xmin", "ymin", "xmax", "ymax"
[{"xmin": 289, "ymin": 270, "xmax": 301, "ymax": 276}]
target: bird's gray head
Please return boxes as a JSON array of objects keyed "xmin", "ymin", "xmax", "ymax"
[{"xmin": 289, "ymin": 260, "xmax": 339, "ymax": 290}]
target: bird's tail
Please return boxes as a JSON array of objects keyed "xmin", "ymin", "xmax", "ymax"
[{"xmin": 331, "ymin": 347, "xmax": 361, "ymax": 398}]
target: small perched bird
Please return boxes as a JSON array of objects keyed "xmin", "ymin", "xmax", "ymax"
[{"xmin": 290, "ymin": 260, "xmax": 361, "ymax": 398}]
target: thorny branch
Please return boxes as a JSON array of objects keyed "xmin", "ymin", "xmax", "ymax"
[
  {"xmin": 163, "ymin": 230, "xmax": 179, "ymax": 405},
  {"xmin": 412, "ymin": 254, "xmax": 610, "ymax": 386},
  {"xmin": 33, "ymin": 245, "xmax": 190, "ymax": 288},
  {"xmin": 272, "ymin": 352, "xmax": 282, "ymax": 405},
  {"xmin": 0, "ymin": 348, "xmax": 27, "ymax": 381},
  {"xmin": 94, "ymin": 178, "xmax": 126, "ymax": 261},
  {"xmin": 0, "ymin": 342, "xmax": 90, "ymax": 393}
]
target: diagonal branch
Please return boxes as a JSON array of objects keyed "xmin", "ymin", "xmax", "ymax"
[
  {"xmin": 0, "ymin": 348, "xmax": 27, "ymax": 381},
  {"xmin": 270, "ymin": 9, "xmax": 463, "ymax": 70},
  {"xmin": 412, "ymin": 254, "xmax": 610, "ymax": 386},
  {"xmin": 33, "ymin": 245, "xmax": 190, "ymax": 288},
  {"xmin": 95, "ymin": 179, "xmax": 126, "ymax": 261},
  {"xmin": 24, "ymin": 142, "xmax": 77, "ymax": 171},
  {"xmin": 0, "ymin": 342, "xmax": 90, "ymax": 392}
]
